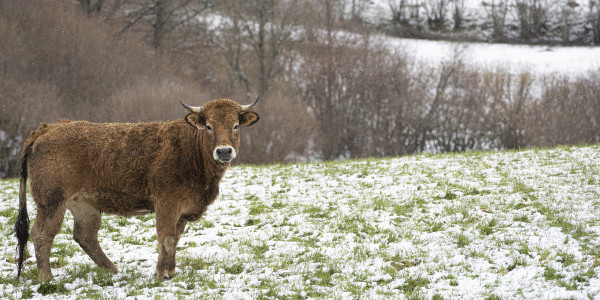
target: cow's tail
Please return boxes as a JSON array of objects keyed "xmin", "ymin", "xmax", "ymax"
[{"xmin": 15, "ymin": 124, "xmax": 47, "ymax": 278}]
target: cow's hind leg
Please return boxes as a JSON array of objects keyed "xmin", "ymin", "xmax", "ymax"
[
  {"xmin": 31, "ymin": 204, "xmax": 66, "ymax": 281},
  {"xmin": 69, "ymin": 201, "xmax": 118, "ymax": 274}
]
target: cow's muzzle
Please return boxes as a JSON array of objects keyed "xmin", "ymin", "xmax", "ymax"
[{"xmin": 214, "ymin": 146, "xmax": 236, "ymax": 163}]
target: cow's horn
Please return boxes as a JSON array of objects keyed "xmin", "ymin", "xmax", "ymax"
[
  {"xmin": 241, "ymin": 95, "xmax": 260, "ymax": 111},
  {"xmin": 180, "ymin": 101, "xmax": 203, "ymax": 113}
]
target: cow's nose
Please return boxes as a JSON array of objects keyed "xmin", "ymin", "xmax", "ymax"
[{"xmin": 213, "ymin": 146, "xmax": 236, "ymax": 162}]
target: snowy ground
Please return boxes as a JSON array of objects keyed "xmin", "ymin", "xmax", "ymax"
[
  {"xmin": 388, "ymin": 37, "xmax": 600, "ymax": 77},
  {"xmin": 1, "ymin": 145, "xmax": 600, "ymax": 299}
]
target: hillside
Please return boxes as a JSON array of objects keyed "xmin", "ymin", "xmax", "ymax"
[{"xmin": 1, "ymin": 145, "xmax": 599, "ymax": 299}]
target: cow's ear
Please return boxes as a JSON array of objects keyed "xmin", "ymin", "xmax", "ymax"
[
  {"xmin": 185, "ymin": 113, "xmax": 207, "ymax": 130},
  {"xmin": 240, "ymin": 111, "xmax": 259, "ymax": 127}
]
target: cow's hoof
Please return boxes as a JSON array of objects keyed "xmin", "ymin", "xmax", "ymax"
[
  {"xmin": 38, "ymin": 272, "xmax": 54, "ymax": 282},
  {"xmin": 155, "ymin": 271, "xmax": 176, "ymax": 280}
]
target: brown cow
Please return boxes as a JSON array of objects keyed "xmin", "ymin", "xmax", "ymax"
[{"xmin": 14, "ymin": 97, "xmax": 260, "ymax": 280}]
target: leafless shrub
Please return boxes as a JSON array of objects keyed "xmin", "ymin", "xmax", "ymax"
[
  {"xmin": 0, "ymin": 80, "xmax": 62, "ymax": 177},
  {"xmin": 530, "ymin": 73, "xmax": 600, "ymax": 146},
  {"xmin": 297, "ymin": 33, "xmax": 416, "ymax": 159},
  {"xmin": 236, "ymin": 90, "xmax": 318, "ymax": 164}
]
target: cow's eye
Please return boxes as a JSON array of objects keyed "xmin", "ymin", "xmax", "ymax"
[
  {"xmin": 206, "ymin": 125, "xmax": 212, "ymax": 131},
  {"xmin": 234, "ymin": 124, "xmax": 239, "ymax": 130}
]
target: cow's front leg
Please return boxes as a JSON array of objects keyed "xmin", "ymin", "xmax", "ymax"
[{"xmin": 155, "ymin": 206, "xmax": 181, "ymax": 279}]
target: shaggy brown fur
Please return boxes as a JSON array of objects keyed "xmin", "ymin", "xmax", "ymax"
[{"xmin": 15, "ymin": 98, "xmax": 259, "ymax": 280}]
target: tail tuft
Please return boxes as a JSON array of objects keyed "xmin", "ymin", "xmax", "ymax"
[
  {"xmin": 14, "ymin": 204, "xmax": 29, "ymax": 278},
  {"xmin": 15, "ymin": 133, "xmax": 33, "ymax": 278}
]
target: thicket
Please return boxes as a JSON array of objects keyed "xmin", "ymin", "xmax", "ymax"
[{"xmin": 1, "ymin": 0, "xmax": 599, "ymax": 177}]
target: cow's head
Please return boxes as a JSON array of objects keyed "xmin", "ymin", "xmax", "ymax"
[{"xmin": 181, "ymin": 97, "xmax": 260, "ymax": 164}]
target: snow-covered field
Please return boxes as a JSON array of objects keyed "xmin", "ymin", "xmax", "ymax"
[
  {"xmin": 1, "ymin": 145, "xmax": 600, "ymax": 299},
  {"xmin": 389, "ymin": 37, "xmax": 600, "ymax": 77}
]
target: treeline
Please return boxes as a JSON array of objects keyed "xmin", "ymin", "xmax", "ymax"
[
  {"xmin": 1, "ymin": 0, "xmax": 599, "ymax": 177},
  {"xmin": 382, "ymin": 0, "xmax": 600, "ymax": 45}
]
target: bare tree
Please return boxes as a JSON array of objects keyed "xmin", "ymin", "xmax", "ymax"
[
  {"xmin": 590, "ymin": 0, "xmax": 600, "ymax": 44},
  {"xmin": 453, "ymin": 0, "xmax": 465, "ymax": 31},
  {"xmin": 560, "ymin": 0, "xmax": 579, "ymax": 43},
  {"xmin": 416, "ymin": 49, "xmax": 463, "ymax": 152},
  {"xmin": 118, "ymin": 0, "xmax": 213, "ymax": 49},
  {"xmin": 387, "ymin": 0, "xmax": 424, "ymax": 37},
  {"xmin": 425, "ymin": 0, "xmax": 449, "ymax": 31},
  {"xmin": 208, "ymin": 0, "xmax": 304, "ymax": 97},
  {"xmin": 515, "ymin": 0, "xmax": 552, "ymax": 41},
  {"xmin": 483, "ymin": 0, "xmax": 509, "ymax": 41}
]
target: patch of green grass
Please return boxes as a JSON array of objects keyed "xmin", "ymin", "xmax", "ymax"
[
  {"xmin": 558, "ymin": 279, "xmax": 578, "ymax": 290},
  {"xmin": 223, "ymin": 263, "xmax": 245, "ymax": 275},
  {"xmin": 443, "ymin": 190, "xmax": 458, "ymax": 200},
  {"xmin": 393, "ymin": 202, "xmax": 416, "ymax": 216},
  {"xmin": 506, "ymin": 257, "xmax": 527, "ymax": 272},
  {"xmin": 373, "ymin": 195, "xmax": 393, "ymax": 210},
  {"xmin": 92, "ymin": 269, "xmax": 114, "ymax": 287},
  {"xmin": 550, "ymin": 217, "xmax": 576, "ymax": 234},
  {"xmin": 449, "ymin": 279, "xmax": 458, "ymax": 286},
  {"xmin": 195, "ymin": 218, "xmax": 214, "ymax": 229},
  {"xmin": 37, "ymin": 280, "xmax": 68, "ymax": 295},
  {"xmin": 21, "ymin": 267, "xmax": 39, "ymax": 281},
  {"xmin": 512, "ymin": 180, "xmax": 535, "ymax": 195},
  {"xmin": 179, "ymin": 256, "xmax": 212, "ymax": 270},
  {"xmin": 513, "ymin": 214, "xmax": 530, "ymax": 223},
  {"xmin": 0, "ymin": 274, "xmax": 21, "ymax": 285},
  {"xmin": 401, "ymin": 275, "xmax": 430, "ymax": 294},
  {"xmin": 478, "ymin": 219, "xmax": 498, "ymax": 236},
  {"xmin": 66, "ymin": 263, "xmax": 95, "ymax": 279},
  {"xmin": 245, "ymin": 193, "xmax": 260, "ymax": 202},
  {"xmin": 135, "ymin": 213, "xmax": 155, "ymax": 223},
  {"xmin": 250, "ymin": 242, "xmax": 269, "ymax": 259},
  {"xmin": 387, "ymin": 254, "xmax": 422, "ymax": 272},
  {"xmin": 518, "ymin": 241, "xmax": 531, "ymax": 256},
  {"xmin": 249, "ymin": 202, "xmax": 271, "ymax": 215},
  {"xmin": 245, "ymin": 218, "xmax": 260, "ymax": 226},
  {"xmin": 303, "ymin": 205, "xmax": 329, "ymax": 218},
  {"xmin": 50, "ymin": 242, "xmax": 79, "ymax": 268},
  {"xmin": 428, "ymin": 222, "xmax": 444, "ymax": 233},
  {"xmin": 116, "ymin": 217, "xmax": 130, "ymax": 227},
  {"xmin": 123, "ymin": 235, "xmax": 144, "ymax": 245},
  {"xmin": 21, "ymin": 285, "xmax": 34, "ymax": 299},
  {"xmin": 338, "ymin": 215, "xmax": 379, "ymax": 235},
  {"xmin": 557, "ymin": 251, "xmax": 576, "ymax": 267},
  {"xmin": 272, "ymin": 201, "xmax": 285, "ymax": 209},
  {"xmin": 0, "ymin": 207, "xmax": 17, "ymax": 219},
  {"xmin": 314, "ymin": 265, "xmax": 337, "ymax": 287},
  {"xmin": 456, "ymin": 234, "xmax": 470, "ymax": 248},
  {"xmin": 573, "ymin": 268, "xmax": 595, "ymax": 284}
]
